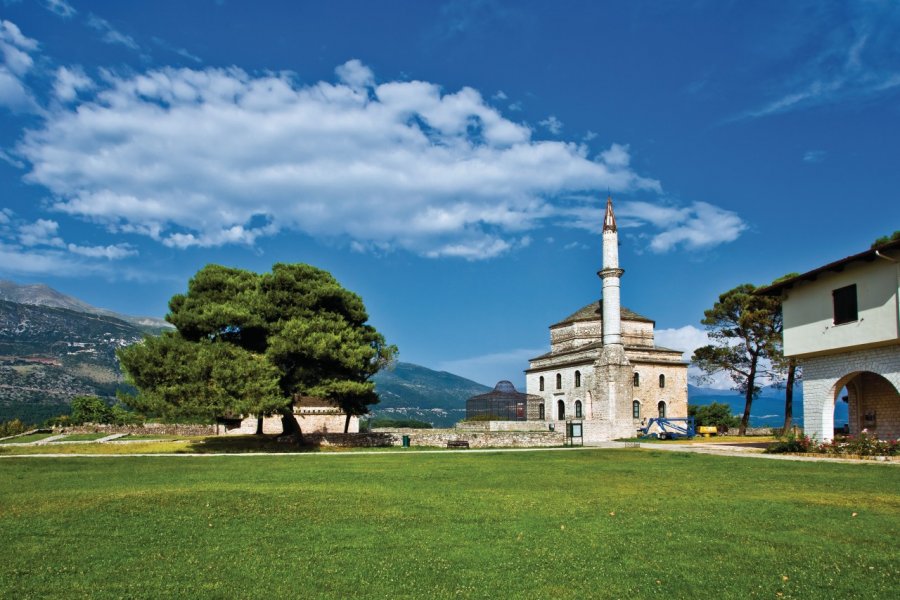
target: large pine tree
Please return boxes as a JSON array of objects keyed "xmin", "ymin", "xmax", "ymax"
[{"xmin": 118, "ymin": 263, "xmax": 396, "ymax": 438}]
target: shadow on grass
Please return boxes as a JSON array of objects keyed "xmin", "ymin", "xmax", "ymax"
[{"xmin": 181, "ymin": 433, "xmax": 397, "ymax": 454}]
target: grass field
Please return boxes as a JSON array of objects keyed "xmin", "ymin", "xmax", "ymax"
[
  {"xmin": 1, "ymin": 449, "xmax": 898, "ymax": 599},
  {"xmin": 58, "ymin": 433, "xmax": 111, "ymax": 442},
  {"xmin": 0, "ymin": 432, "xmax": 55, "ymax": 444}
]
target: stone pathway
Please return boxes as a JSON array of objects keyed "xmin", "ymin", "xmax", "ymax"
[{"xmin": 0, "ymin": 438, "xmax": 895, "ymax": 464}]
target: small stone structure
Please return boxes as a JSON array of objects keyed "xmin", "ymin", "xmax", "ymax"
[{"xmin": 219, "ymin": 396, "xmax": 359, "ymax": 435}]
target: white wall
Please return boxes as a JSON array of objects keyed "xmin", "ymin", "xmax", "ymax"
[{"xmin": 782, "ymin": 259, "xmax": 899, "ymax": 358}]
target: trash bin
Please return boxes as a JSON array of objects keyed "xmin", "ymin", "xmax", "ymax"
[{"xmin": 401, "ymin": 435, "xmax": 410, "ymax": 448}]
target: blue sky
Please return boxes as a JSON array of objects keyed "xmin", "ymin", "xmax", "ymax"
[{"xmin": 1, "ymin": 0, "xmax": 898, "ymax": 387}]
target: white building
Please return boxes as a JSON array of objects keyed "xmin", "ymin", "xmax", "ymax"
[
  {"xmin": 525, "ymin": 197, "xmax": 688, "ymax": 442},
  {"xmin": 759, "ymin": 238, "xmax": 900, "ymax": 442}
]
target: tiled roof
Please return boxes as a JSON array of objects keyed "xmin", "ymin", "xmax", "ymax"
[{"xmin": 551, "ymin": 300, "xmax": 654, "ymax": 328}]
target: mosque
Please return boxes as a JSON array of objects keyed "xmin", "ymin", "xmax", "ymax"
[{"xmin": 524, "ymin": 197, "xmax": 688, "ymax": 442}]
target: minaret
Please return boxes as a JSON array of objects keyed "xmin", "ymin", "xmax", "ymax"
[
  {"xmin": 588, "ymin": 194, "xmax": 635, "ymax": 441},
  {"xmin": 599, "ymin": 196, "xmax": 623, "ymax": 347}
]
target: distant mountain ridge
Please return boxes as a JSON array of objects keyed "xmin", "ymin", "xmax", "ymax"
[
  {"xmin": 0, "ymin": 280, "xmax": 171, "ymax": 329},
  {"xmin": 370, "ymin": 362, "xmax": 491, "ymax": 427},
  {"xmin": 0, "ymin": 298, "xmax": 151, "ymax": 423}
]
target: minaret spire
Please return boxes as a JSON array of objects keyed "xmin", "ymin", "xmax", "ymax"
[{"xmin": 599, "ymin": 195, "xmax": 624, "ymax": 346}]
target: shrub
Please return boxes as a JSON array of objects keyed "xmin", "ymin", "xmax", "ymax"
[
  {"xmin": 688, "ymin": 403, "xmax": 740, "ymax": 430},
  {"xmin": 767, "ymin": 429, "xmax": 899, "ymax": 457},
  {"xmin": 0, "ymin": 419, "xmax": 28, "ymax": 437},
  {"xmin": 71, "ymin": 396, "xmax": 111, "ymax": 425},
  {"xmin": 765, "ymin": 430, "xmax": 815, "ymax": 454}
]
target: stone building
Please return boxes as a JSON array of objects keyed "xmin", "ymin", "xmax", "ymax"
[
  {"xmin": 758, "ymin": 238, "xmax": 900, "ymax": 442},
  {"xmin": 525, "ymin": 197, "xmax": 688, "ymax": 442},
  {"xmin": 217, "ymin": 396, "xmax": 358, "ymax": 435}
]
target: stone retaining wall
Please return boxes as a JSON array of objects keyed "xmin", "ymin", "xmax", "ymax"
[
  {"xmin": 356, "ymin": 428, "xmax": 566, "ymax": 448},
  {"xmin": 58, "ymin": 423, "xmax": 218, "ymax": 436}
]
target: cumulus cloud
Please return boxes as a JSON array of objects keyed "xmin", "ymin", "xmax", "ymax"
[
  {"xmin": 655, "ymin": 325, "xmax": 733, "ymax": 389},
  {"xmin": 67, "ymin": 242, "xmax": 137, "ymax": 259},
  {"xmin": 638, "ymin": 202, "xmax": 746, "ymax": 252},
  {"xmin": 18, "ymin": 219, "xmax": 64, "ymax": 247},
  {"xmin": 17, "ymin": 60, "xmax": 660, "ymax": 260},
  {"xmin": 560, "ymin": 193, "xmax": 745, "ymax": 253},
  {"xmin": 539, "ymin": 115, "xmax": 563, "ymax": 134},
  {"xmin": 53, "ymin": 66, "xmax": 93, "ymax": 102},
  {"xmin": 0, "ymin": 19, "xmax": 39, "ymax": 111}
]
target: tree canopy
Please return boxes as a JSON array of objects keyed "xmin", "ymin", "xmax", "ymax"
[
  {"xmin": 118, "ymin": 263, "xmax": 396, "ymax": 434},
  {"xmin": 691, "ymin": 283, "xmax": 780, "ymax": 435},
  {"xmin": 871, "ymin": 230, "xmax": 900, "ymax": 248}
]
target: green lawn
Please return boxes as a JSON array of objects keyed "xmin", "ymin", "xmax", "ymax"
[
  {"xmin": 0, "ymin": 432, "xmax": 55, "ymax": 444},
  {"xmin": 1, "ymin": 450, "xmax": 897, "ymax": 599},
  {"xmin": 58, "ymin": 433, "xmax": 111, "ymax": 442}
]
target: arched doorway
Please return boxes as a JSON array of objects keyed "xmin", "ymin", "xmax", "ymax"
[
  {"xmin": 557, "ymin": 400, "xmax": 565, "ymax": 420},
  {"xmin": 657, "ymin": 401, "xmax": 666, "ymax": 419},
  {"xmin": 830, "ymin": 371, "xmax": 900, "ymax": 440}
]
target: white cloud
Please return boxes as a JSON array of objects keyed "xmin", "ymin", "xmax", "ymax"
[
  {"xmin": 492, "ymin": 90, "xmax": 507, "ymax": 101},
  {"xmin": 0, "ymin": 19, "xmax": 39, "ymax": 111},
  {"xmin": 560, "ymin": 193, "xmax": 745, "ymax": 253},
  {"xmin": 43, "ymin": 0, "xmax": 76, "ymax": 18},
  {"xmin": 0, "ymin": 241, "xmax": 101, "ymax": 277},
  {"xmin": 599, "ymin": 143, "xmax": 630, "ymax": 168},
  {"xmin": 86, "ymin": 14, "xmax": 138, "ymax": 50},
  {"xmin": 583, "ymin": 130, "xmax": 597, "ymax": 141},
  {"xmin": 738, "ymin": 4, "xmax": 900, "ymax": 118},
  {"xmin": 642, "ymin": 202, "xmax": 746, "ymax": 252},
  {"xmin": 18, "ymin": 61, "xmax": 660, "ymax": 260},
  {"xmin": 539, "ymin": 115, "xmax": 563, "ymax": 134},
  {"xmin": 655, "ymin": 325, "xmax": 732, "ymax": 389},
  {"xmin": 18, "ymin": 219, "xmax": 64, "ymax": 247},
  {"xmin": 335, "ymin": 59, "xmax": 374, "ymax": 89},
  {"xmin": 53, "ymin": 66, "xmax": 93, "ymax": 102},
  {"xmin": 67, "ymin": 242, "xmax": 137, "ymax": 259}
]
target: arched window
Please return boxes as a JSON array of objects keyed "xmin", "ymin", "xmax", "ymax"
[
  {"xmin": 574, "ymin": 370, "xmax": 581, "ymax": 388},
  {"xmin": 539, "ymin": 376, "xmax": 544, "ymax": 392},
  {"xmin": 539, "ymin": 403, "xmax": 545, "ymax": 420},
  {"xmin": 632, "ymin": 400, "xmax": 640, "ymax": 419},
  {"xmin": 659, "ymin": 374, "xmax": 666, "ymax": 388},
  {"xmin": 557, "ymin": 400, "xmax": 565, "ymax": 420},
  {"xmin": 633, "ymin": 372, "xmax": 640, "ymax": 387},
  {"xmin": 657, "ymin": 401, "xmax": 666, "ymax": 418},
  {"xmin": 556, "ymin": 373, "xmax": 562, "ymax": 389},
  {"xmin": 575, "ymin": 400, "xmax": 583, "ymax": 418}
]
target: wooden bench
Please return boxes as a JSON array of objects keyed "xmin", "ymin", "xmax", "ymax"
[{"xmin": 447, "ymin": 440, "xmax": 470, "ymax": 449}]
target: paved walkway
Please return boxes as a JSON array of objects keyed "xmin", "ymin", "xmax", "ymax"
[{"xmin": 0, "ymin": 440, "xmax": 896, "ymax": 464}]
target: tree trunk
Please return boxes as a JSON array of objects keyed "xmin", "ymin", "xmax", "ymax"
[
  {"xmin": 255, "ymin": 416, "xmax": 264, "ymax": 435},
  {"xmin": 739, "ymin": 355, "xmax": 758, "ymax": 436},
  {"xmin": 280, "ymin": 409, "xmax": 303, "ymax": 444},
  {"xmin": 782, "ymin": 359, "xmax": 795, "ymax": 435},
  {"xmin": 344, "ymin": 413, "xmax": 351, "ymax": 434}
]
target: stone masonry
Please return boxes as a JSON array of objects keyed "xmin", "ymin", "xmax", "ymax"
[{"xmin": 801, "ymin": 345, "xmax": 900, "ymax": 441}]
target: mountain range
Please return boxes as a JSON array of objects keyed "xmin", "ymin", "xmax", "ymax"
[
  {"xmin": 0, "ymin": 279, "xmax": 821, "ymax": 428},
  {"xmin": 0, "ymin": 280, "xmax": 171, "ymax": 329}
]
